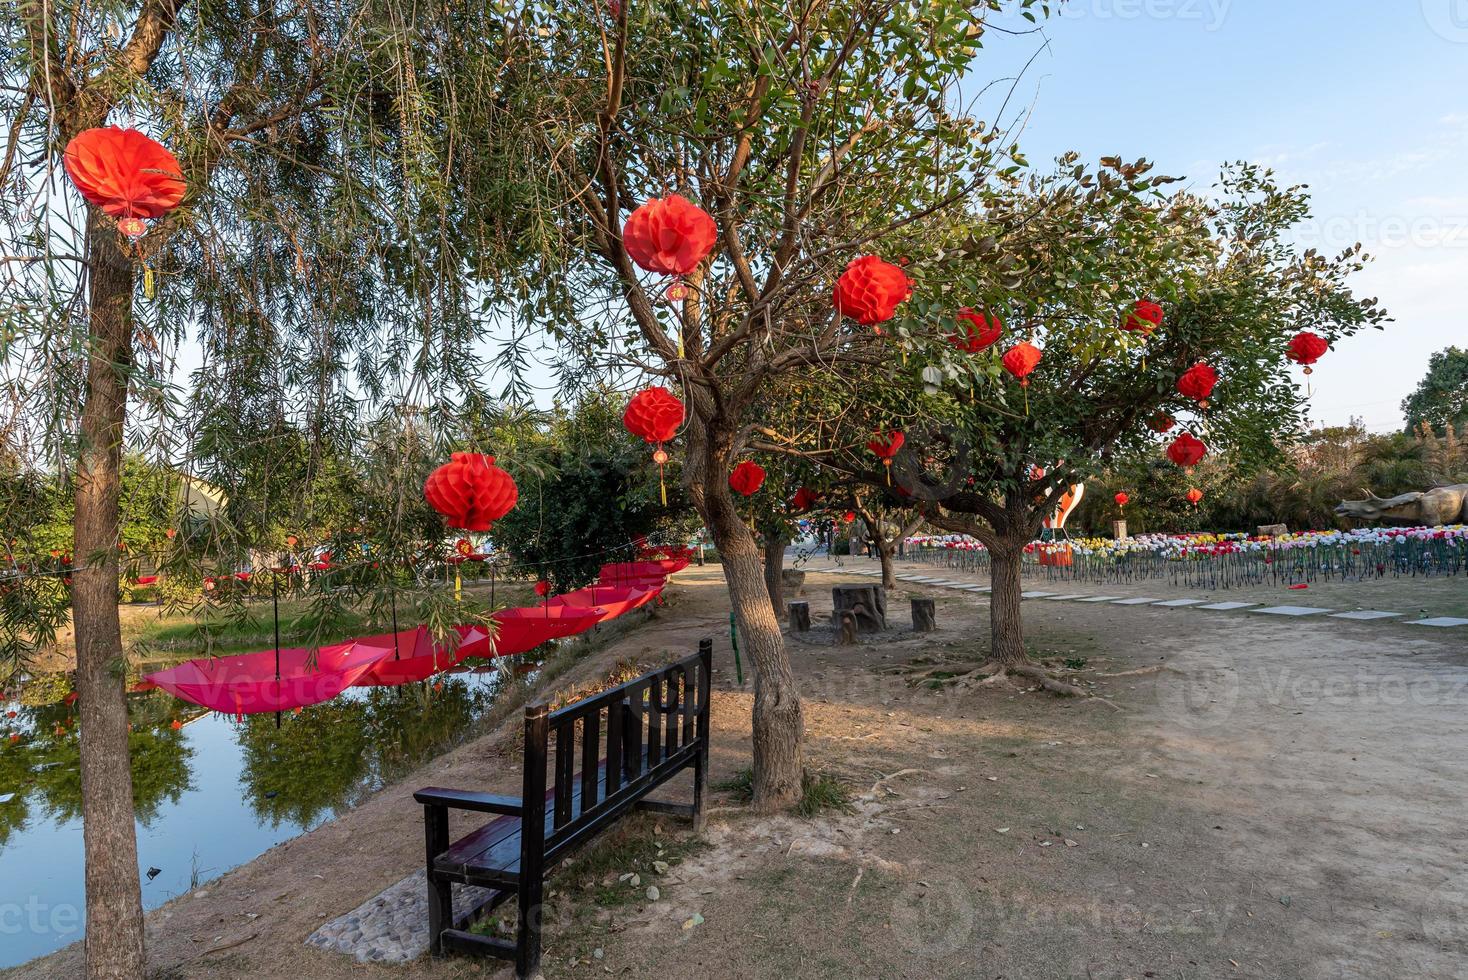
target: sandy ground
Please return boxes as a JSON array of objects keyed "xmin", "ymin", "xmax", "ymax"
[{"xmin": 8, "ymin": 560, "xmax": 1467, "ymax": 980}]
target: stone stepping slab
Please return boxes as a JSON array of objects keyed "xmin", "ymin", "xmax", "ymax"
[
  {"xmin": 306, "ymin": 870, "xmax": 488, "ymax": 964},
  {"xmin": 1329, "ymin": 610, "xmax": 1402, "ymax": 621},
  {"xmin": 1408, "ymin": 617, "xmax": 1468, "ymax": 628},
  {"xmin": 1153, "ymin": 598, "xmax": 1206, "ymax": 607},
  {"xmin": 1111, "ymin": 597, "xmax": 1161, "ymax": 605},
  {"xmin": 1075, "ymin": 596, "xmax": 1124, "ymax": 603},
  {"xmin": 1020, "ymin": 591, "xmax": 1057, "ymax": 599},
  {"xmin": 1252, "ymin": 606, "xmax": 1334, "ymax": 616},
  {"xmin": 1197, "ymin": 602, "xmax": 1258, "ymax": 611},
  {"xmin": 1041, "ymin": 594, "xmax": 1091, "ymax": 601}
]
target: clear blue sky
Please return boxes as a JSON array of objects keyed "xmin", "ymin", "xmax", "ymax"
[{"xmin": 978, "ymin": 0, "xmax": 1468, "ymax": 432}]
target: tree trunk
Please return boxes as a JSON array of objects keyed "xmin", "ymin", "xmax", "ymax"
[
  {"xmin": 762, "ymin": 532, "xmax": 786, "ymax": 621},
  {"xmin": 876, "ymin": 533, "xmax": 896, "ymax": 590},
  {"xmin": 683, "ymin": 422, "xmax": 803, "ymax": 811},
  {"xmin": 73, "ymin": 212, "xmax": 147, "ymax": 980},
  {"xmin": 988, "ymin": 538, "xmax": 1028, "ymax": 667}
]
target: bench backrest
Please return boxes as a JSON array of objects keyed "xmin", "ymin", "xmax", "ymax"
[{"xmin": 520, "ymin": 639, "xmax": 712, "ymax": 857}]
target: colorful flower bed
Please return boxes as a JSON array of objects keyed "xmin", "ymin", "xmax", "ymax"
[{"xmin": 906, "ymin": 526, "xmax": 1468, "ymax": 588}]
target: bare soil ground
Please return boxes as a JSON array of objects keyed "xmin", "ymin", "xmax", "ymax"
[{"xmin": 9, "ymin": 560, "xmax": 1467, "ymax": 980}]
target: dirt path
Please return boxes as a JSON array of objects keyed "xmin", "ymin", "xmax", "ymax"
[{"xmin": 9, "ymin": 562, "xmax": 1466, "ymax": 979}]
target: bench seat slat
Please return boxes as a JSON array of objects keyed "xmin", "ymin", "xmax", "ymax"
[{"xmin": 434, "ymin": 748, "xmax": 656, "ymax": 884}]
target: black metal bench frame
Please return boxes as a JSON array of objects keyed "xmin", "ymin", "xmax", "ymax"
[{"xmin": 414, "ymin": 639, "xmax": 712, "ymax": 978}]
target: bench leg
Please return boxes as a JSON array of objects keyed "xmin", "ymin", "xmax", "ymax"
[
  {"xmin": 692, "ymin": 743, "xmax": 708, "ymax": 834},
  {"xmin": 424, "ymin": 804, "xmax": 451, "ymax": 956},
  {"xmin": 515, "ymin": 876, "xmax": 544, "ymax": 979}
]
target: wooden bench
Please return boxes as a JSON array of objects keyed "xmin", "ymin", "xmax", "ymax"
[{"xmin": 414, "ymin": 639, "xmax": 712, "ymax": 978}]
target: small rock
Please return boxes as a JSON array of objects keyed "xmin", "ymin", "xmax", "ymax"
[
  {"xmin": 1064, "ymin": 839, "xmax": 1079, "ymax": 848},
  {"xmin": 682, "ymin": 913, "xmax": 704, "ymax": 930},
  {"xmin": 652, "ymin": 861, "xmax": 669, "ymax": 875},
  {"xmin": 646, "ymin": 886, "xmax": 660, "ymax": 901},
  {"xmin": 593, "ymin": 948, "xmax": 604, "ymax": 960},
  {"xmin": 994, "ymin": 827, "xmax": 1009, "ymax": 834}
]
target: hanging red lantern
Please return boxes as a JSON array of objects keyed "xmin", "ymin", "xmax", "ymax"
[
  {"xmin": 623, "ymin": 386, "xmax": 686, "ymax": 505},
  {"xmin": 729, "ymin": 460, "xmax": 766, "ymax": 496},
  {"xmin": 950, "ymin": 308, "xmax": 1002, "ymax": 353},
  {"xmin": 1177, "ymin": 362, "xmax": 1218, "ymax": 407},
  {"xmin": 1002, "ymin": 343, "xmax": 1042, "ymax": 386},
  {"xmin": 165, "ymin": 528, "xmax": 176, "ymax": 540},
  {"xmin": 1122, "ymin": 300, "xmax": 1164, "ymax": 335},
  {"xmin": 534, "ymin": 579, "xmax": 551, "ymax": 597},
  {"xmin": 1114, "ymin": 491, "xmax": 1130, "ymax": 508},
  {"xmin": 1146, "ymin": 412, "xmax": 1175, "ymax": 434},
  {"xmin": 285, "ymin": 534, "xmax": 298, "ymax": 549},
  {"xmin": 1166, "ymin": 432, "xmax": 1207, "ymax": 470},
  {"xmin": 622, "ymin": 194, "xmax": 717, "ymax": 276},
  {"xmin": 623, "ymin": 386, "xmax": 684, "ymax": 444},
  {"xmin": 63, "ymin": 127, "xmax": 186, "ymax": 237},
  {"xmin": 1185, "ymin": 487, "xmax": 1204, "ymax": 507},
  {"xmin": 791, "ymin": 487, "xmax": 819, "ymax": 511},
  {"xmin": 455, "ymin": 538, "xmax": 475, "ymax": 557},
  {"xmin": 833, "ymin": 256, "xmax": 912, "ymax": 327},
  {"xmin": 170, "ymin": 719, "xmax": 183, "ymax": 731},
  {"xmin": 843, "ymin": 511, "xmax": 856, "ymax": 523},
  {"xmin": 867, "ymin": 430, "xmax": 905, "ymax": 484},
  {"xmin": 423, "ymin": 453, "xmax": 520, "ymax": 532},
  {"xmin": 1286, "ymin": 331, "xmax": 1329, "ymax": 374}
]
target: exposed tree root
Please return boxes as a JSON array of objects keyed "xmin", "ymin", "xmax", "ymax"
[
  {"xmin": 885, "ymin": 657, "xmax": 1099, "ymax": 700},
  {"xmin": 1098, "ymin": 664, "xmax": 1174, "ymax": 678}
]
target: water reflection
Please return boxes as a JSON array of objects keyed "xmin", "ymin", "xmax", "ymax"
[{"xmin": 0, "ymin": 655, "xmax": 536, "ymax": 968}]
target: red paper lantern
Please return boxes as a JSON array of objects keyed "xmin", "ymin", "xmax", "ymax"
[
  {"xmin": 623, "ymin": 386, "xmax": 685, "ymax": 444},
  {"xmin": 1122, "ymin": 300, "xmax": 1164, "ymax": 335},
  {"xmin": 868, "ymin": 430, "xmax": 905, "ymax": 485},
  {"xmin": 1002, "ymin": 342, "xmax": 1042, "ymax": 387},
  {"xmin": 1286, "ymin": 331, "xmax": 1328, "ymax": 373},
  {"xmin": 950, "ymin": 308, "xmax": 1002, "ymax": 353},
  {"xmin": 791, "ymin": 487, "xmax": 819, "ymax": 511},
  {"xmin": 729, "ymin": 460, "xmax": 766, "ymax": 496},
  {"xmin": 423, "ymin": 453, "xmax": 520, "ymax": 532},
  {"xmin": 534, "ymin": 580, "xmax": 551, "ymax": 597},
  {"xmin": 1177, "ymin": 362, "xmax": 1218, "ymax": 406},
  {"xmin": 1146, "ymin": 412, "xmax": 1175, "ymax": 434},
  {"xmin": 1167, "ymin": 432, "xmax": 1207, "ymax": 470},
  {"xmin": 456, "ymin": 538, "xmax": 474, "ymax": 557},
  {"xmin": 63, "ymin": 127, "xmax": 185, "ymax": 236},
  {"xmin": 833, "ymin": 256, "xmax": 912, "ymax": 327},
  {"xmin": 843, "ymin": 511, "xmax": 856, "ymax": 523},
  {"xmin": 170, "ymin": 719, "xmax": 183, "ymax": 731},
  {"xmin": 624, "ymin": 387, "xmax": 685, "ymax": 505},
  {"xmin": 622, "ymin": 195, "xmax": 717, "ymax": 276},
  {"xmin": 1114, "ymin": 492, "xmax": 1129, "ymax": 508},
  {"xmin": 1185, "ymin": 487, "xmax": 1204, "ymax": 507}
]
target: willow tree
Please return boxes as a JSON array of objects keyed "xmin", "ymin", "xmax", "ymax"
[
  {"xmin": 2, "ymin": 0, "xmax": 539, "ymax": 974},
  {"xmin": 756, "ymin": 162, "xmax": 1387, "ymax": 687},
  {"xmin": 437, "ymin": 0, "xmax": 1039, "ymax": 808}
]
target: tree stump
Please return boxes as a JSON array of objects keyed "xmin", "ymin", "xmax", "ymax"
[
  {"xmin": 788, "ymin": 600, "xmax": 811, "ymax": 633},
  {"xmin": 1258, "ymin": 523, "xmax": 1289, "ymax": 537},
  {"xmin": 781, "ymin": 569, "xmax": 807, "ymax": 595},
  {"xmin": 831, "ymin": 584, "xmax": 886, "ymax": 633},
  {"xmin": 1111, "ymin": 519, "xmax": 1127, "ymax": 541},
  {"xmin": 911, "ymin": 597, "xmax": 936, "ymax": 632}
]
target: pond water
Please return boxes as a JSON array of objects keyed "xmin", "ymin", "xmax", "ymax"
[{"xmin": 0, "ymin": 661, "xmax": 532, "ymax": 968}]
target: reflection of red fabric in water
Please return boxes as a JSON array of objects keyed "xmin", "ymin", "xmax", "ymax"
[{"xmin": 141, "ymin": 641, "xmax": 389, "ymax": 714}]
